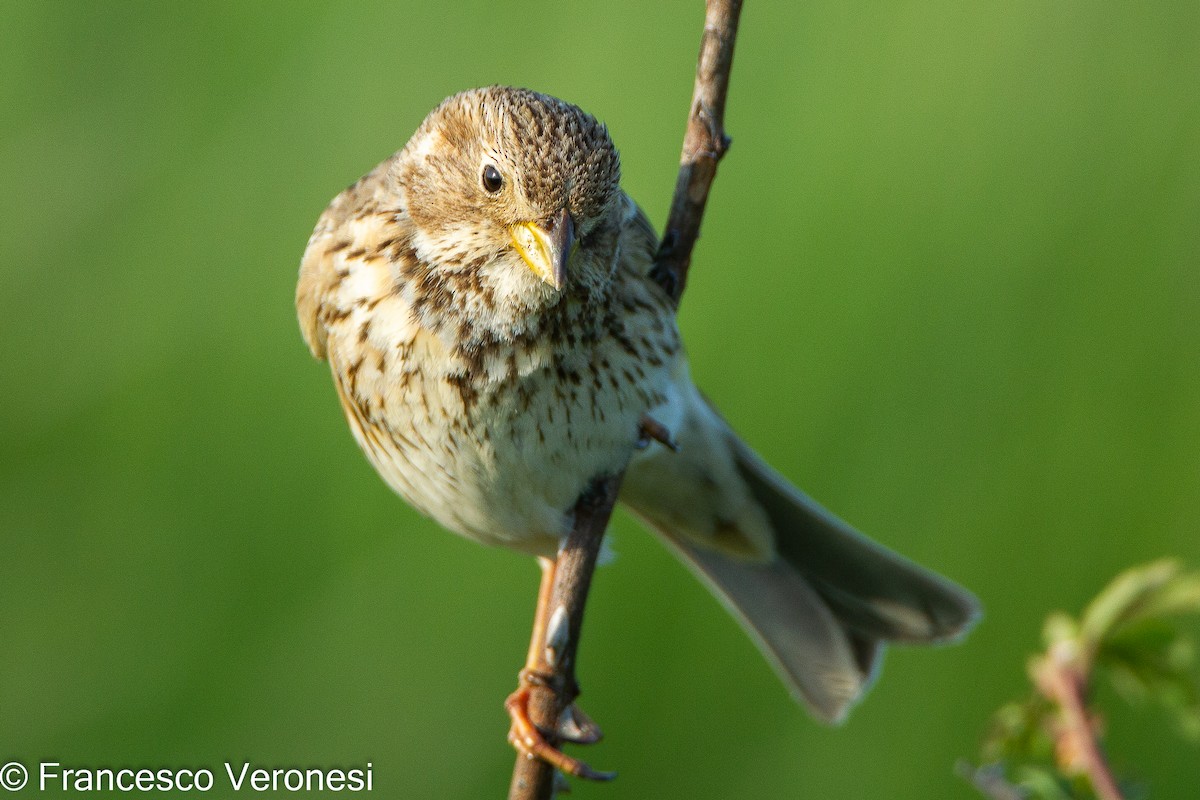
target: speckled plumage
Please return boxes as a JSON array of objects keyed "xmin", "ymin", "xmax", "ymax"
[
  {"xmin": 297, "ymin": 87, "xmax": 979, "ymax": 721},
  {"xmin": 298, "ymin": 88, "xmax": 677, "ymax": 555}
]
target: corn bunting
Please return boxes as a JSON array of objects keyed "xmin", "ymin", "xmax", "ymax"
[{"xmin": 297, "ymin": 86, "xmax": 979, "ymax": 772}]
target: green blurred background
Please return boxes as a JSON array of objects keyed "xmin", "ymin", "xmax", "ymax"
[{"xmin": 2, "ymin": 1, "xmax": 1197, "ymax": 797}]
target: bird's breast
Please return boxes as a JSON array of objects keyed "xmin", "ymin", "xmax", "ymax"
[{"xmin": 332, "ymin": 295, "xmax": 677, "ymax": 554}]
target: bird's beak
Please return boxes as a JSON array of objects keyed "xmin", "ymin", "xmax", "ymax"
[{"xmin": 509, "ymin": 208, "xmax": 576, "ymax": 290}]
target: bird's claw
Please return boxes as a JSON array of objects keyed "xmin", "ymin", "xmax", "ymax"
[
  {"xmin": 555, "ymin": 703, "xmax": 603, "ymax": 745},
  {"xmin": 505, "ymin": 677, "xmax": 614, "ymax": 782}
]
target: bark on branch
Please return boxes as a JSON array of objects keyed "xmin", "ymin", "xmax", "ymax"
[
  {"xmin": 507, "ymin": 1, "xmax": 743, "ymax": 797},
  {"xmin": 1033, "ymin": 643, "xmax": 1126, "ymax": 800},
  {"xmin": 652, "ymin": 0, "xmax": 743, "ymax": 302},
  {"xmin": 507, "ymin": 476, "xmax": 623, "ymax": 799}
]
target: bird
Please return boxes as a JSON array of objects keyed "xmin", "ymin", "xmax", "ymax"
[{"xmin": 296, "ymin": 85, "xmax": 980, "ymax": 776}]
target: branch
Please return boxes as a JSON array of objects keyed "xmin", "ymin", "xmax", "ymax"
[
  {"xmin": 1032, "ymin": 643, "xmax": 1126, "ymax": 800},
  {"xmin": 508, "ymin": 475, "xmax": 623, "ymax": 800},
  {"xmin": 970, "ymin": 561, "xmax": 1200, "ymax": 800},
  {"xmin": 507, "ymin": 2, "xmax": 743, "ymax": 797},
  {"xmin": 652, "ymin": 0, "xmax": 743, "ymax": 301}
]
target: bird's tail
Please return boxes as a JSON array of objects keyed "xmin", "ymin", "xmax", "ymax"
[{"xmin": 621, "ymin": 380, "xmax": 980, "ymax": 722}]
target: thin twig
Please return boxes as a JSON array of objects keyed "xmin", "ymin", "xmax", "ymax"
[
  {"xmin": 506, "ymin": 2, "xmax": 743, "ymax": 797},
  {"xmin": 508, "ymin": 475, "xmax": 623, "ymax": 800},
  {"xmin": 652, "ymin": 0, "xmax": 743, "ymax": 301},
  {"xmin": 1033, "ymin": 643, "xmax": 1126, "ymax": 800},
  {"xmin": 955, "ymin": 761, "xmax": 1028, "ymax": 800}
]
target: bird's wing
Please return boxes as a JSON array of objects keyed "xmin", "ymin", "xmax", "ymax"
[
  {"xmin": 622, "ymin": 372, "xmax": 980, "ymax": 721},
  {"xmin": 296, "ymin": 155, "xmax": 405, "ymax": 360},
  {"xmin": 614, "ymin": 194, "xmax": 661, "ymax": 278}
]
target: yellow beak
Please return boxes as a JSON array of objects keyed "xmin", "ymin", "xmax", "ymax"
[{"xmin": 509, "ymin": 208, "xmax": 576, "ymax": 290}]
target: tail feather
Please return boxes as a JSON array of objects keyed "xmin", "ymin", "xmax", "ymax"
[
  {"xmin": 637, "ymin": 517, "xmax": 882, "ymax": 722},
  {"xmin": 731, "ymin": 440, "xmax": 981, "ymax": 644},
  {"xmin": 622, "ymin": 379, "xmax": 980, "ymax": 722}
]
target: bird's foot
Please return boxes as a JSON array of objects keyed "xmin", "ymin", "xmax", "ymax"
[{"xmin": 505, "ymin": 669, "xmax": 615, "ymax": 781}]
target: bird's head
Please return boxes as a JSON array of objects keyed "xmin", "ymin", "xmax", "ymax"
[{"xmin": 396, "ymin": 86, "xmax": 623, "ymax": 311}]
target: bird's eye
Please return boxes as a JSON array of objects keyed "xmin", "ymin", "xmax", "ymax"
[{"xmin": 481, "ymin": 164, "xmax": 504, "ymax": 193}]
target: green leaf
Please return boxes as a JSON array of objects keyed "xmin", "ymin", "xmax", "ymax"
[
  {"xmin": 1137, "ymin": 573, "xmax": 1200, "ymax": 621},
  {"xmin": 1012, "ymin": 765, "xmax": 1077, "ymax": 800},
  {"xmin": 1099, "ymin": 619, "xmax": 1200, "ymax": 740},
  {"xmin": 1042, "ymin": 612, "xmax": 1080, "ymax": 650},
  {"xmin": 983, "ymin": 697, "xmax": 1056, "ymax": 763},
  {"xmin": 1078, "ymin": 559, "xmax": 1181, "ymax": 651}
]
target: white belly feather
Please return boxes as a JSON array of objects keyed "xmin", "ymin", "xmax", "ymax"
[{"xmin": 327, "ymin": 288, "xmax": 674, "ymax": 555}]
